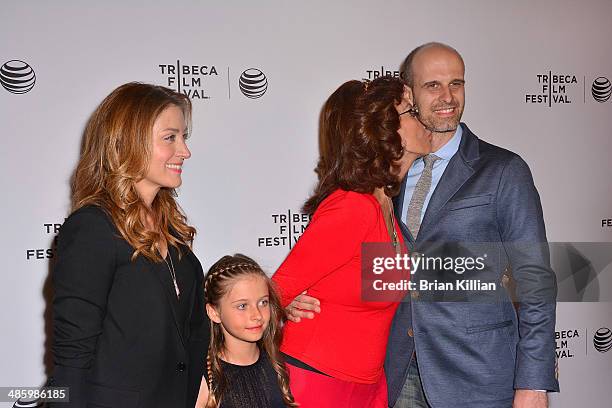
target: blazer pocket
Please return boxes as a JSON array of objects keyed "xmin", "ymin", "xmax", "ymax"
[
  {"xmin": 447, "ymin": 194, "xmax": 492, "ymax": 211},
  {"xmin": 466, "ymin": 319, "xmax": 513, "ymax": 334}
]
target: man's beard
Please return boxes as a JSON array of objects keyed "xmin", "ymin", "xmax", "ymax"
[{"xmin": 418, "ymin": 104, "xmax": 463, "ymax": 133}]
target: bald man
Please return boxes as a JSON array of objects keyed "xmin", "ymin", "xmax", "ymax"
[{"xmin": 383, "ymin": 42, "xmax": 559, "ymax": 408}]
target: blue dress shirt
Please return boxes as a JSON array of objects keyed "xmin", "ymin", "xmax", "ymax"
[{"xmin": 400, "ymin": 126, "xmax": 463, "ymax": 225}]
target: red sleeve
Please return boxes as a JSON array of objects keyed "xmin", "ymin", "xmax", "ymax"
[{"xmin": 271, "ymin": 191, "xmax": 376, "ymax": 307}]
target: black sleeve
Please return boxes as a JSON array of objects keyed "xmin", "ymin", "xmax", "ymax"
[
  {"xmin": 48, "ymin": 207, "xmax": 117, "ymax": 407},
  {"xmin": 186, "ymin": 260, "xmax": 211, "ymax": 408}
]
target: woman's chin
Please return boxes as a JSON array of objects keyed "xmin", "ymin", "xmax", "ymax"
[{"xmin": 163, "ymin": 177, "xmax": 183, "ymax": 189}]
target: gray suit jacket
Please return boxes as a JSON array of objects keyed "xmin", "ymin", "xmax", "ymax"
[{"xmin": 385, "ymin": 124, "xmax": 559, "ymax": 407}]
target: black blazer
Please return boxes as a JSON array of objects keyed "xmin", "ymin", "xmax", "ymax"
[{"xmin": 49, "ymin": 206, "xmax": 210, "ymax": 408}]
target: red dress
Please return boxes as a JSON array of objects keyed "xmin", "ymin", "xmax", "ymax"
[{"xmin": 272, "ymin": 189, "xmax": 408, "ymax": 407}]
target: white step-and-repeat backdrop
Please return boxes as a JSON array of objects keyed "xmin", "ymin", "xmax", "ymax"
[{"xmin": 1, "ymin": 1, "xmax": 611, "ymax": 406}]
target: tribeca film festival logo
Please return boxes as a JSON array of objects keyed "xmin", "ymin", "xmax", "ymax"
[
  {"xmin": 26, "ymin": 222, "xmax": 63, "ymax": 260},
  {"xmin": 555, "ymin": 329, "xmax": 580, "ymax": 359},
  {"xmin": 0, "ymin": 60, "xmax": 36, "ymax": 94},
  {"xmin": 239, "ymin": 68, "xmax": 268, "ymax": 99},
  {"xmin": 363, "ymin": 65, "xmax": 401, "ymax": 81},
  {"xmin": 554, "ymin": 327, "xmax": 612, "ymax": 359},
  {"xmin": 525, "ymin": 72, "xmax": 612, "ymax": 105},
  {"xmin": 158, "ymin": 60, "xmax": 220, "ymax": 100},
  {"xmin": 257, "ymin": 210, "xmax": 311, "ymax": 249},
  {"xmin": 591, "ymin": 77, "xmax": 611, "ymax": 103},
  {"xmin": 593, "ymin": 327, "xmax": 612, "ymax": 353},
  {"xmin": 525, "ymin": 71, "xmax": 578, "ymax": 106}
]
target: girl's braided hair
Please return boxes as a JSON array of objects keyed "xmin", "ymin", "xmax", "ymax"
[{"xmin": 203, "ymin": 254, "xmax": 297, "ymax": 407}]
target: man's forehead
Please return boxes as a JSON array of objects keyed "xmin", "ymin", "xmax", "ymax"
[
  {"xmin": 412, "ymin": 47, "xmax": 464, "ymax": 79},
  {"xmin": 414, "ymin": 44, "xmax": 462, "ymax": 64}
]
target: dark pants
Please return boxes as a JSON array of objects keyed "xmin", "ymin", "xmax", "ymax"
[{"xmin": 392, "ymin": 356, "xmax": 431, "ymax": 408}]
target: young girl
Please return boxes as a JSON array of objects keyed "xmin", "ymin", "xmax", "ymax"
[{"xmin": 196, "ymin": 254, "xmax": 297, "ymax": 408}]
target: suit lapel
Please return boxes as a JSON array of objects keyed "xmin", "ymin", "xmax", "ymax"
[
  {"xmin": 394, "ymin": 171, "xmax": 416, "ymax": 248},
  {"xmin": 394, "ymin": 168, "xmax": 408, "ymax": 218},
  {"xmin": 418, "ymin": 125, "xmax": 479, "ymax": 236},
  {"xmin": 182, "ymin": 250, "xmax": 200, "ymax": 340}
]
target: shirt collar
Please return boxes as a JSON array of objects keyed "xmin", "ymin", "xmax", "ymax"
[{"xmin": 433, "ymin": 125, "xmax": 462, "ymax": 161}]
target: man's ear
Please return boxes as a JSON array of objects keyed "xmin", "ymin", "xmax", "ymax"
[
  {"xmin": 206, "ymin": 303, "xmax": 222, "ymax": 324},
  {"xmin": 403, "ymin": 85, "xmax": 415, "ymax": 106}
]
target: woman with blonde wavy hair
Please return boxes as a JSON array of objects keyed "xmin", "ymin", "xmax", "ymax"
[{"xmin": 49, "ymin": 82, "xmax": 209, "ymax": 408}]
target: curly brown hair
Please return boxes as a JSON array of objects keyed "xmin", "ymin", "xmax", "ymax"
[{"xmin": 303, "ymin": 76, "xmax": 406, "ymax": 214}]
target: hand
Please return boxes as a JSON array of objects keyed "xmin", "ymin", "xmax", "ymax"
[
  {"xmin": 286, "ymin": 291, "xmax": 321, "ymax": 323},
  {"xmin": 194, "ymin": 376, "xmax": 209, "ymax": 408},
  {"xmin": 513, "ymin": 389, "xmax": 547, "ymax": 408}
]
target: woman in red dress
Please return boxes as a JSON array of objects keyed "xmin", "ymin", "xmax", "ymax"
[{"xmin": 272, "ymin": 76, "xmax": 432, "ymax": 407}]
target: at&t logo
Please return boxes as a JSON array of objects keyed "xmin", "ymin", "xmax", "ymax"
[
  {"xmin": 239, "ymin": 68, "xmax": 268, "ymax": 99},
  {"xmin": 593, "ymin": 327, "xmax": 612, "ymax": 353},
  {"xmin": 0, "ymin": 60, "xmax": 36, "ymax": 94},
  {"xmin": 591, "ymin": 77, "xmax": 611, "ymax": 103}
]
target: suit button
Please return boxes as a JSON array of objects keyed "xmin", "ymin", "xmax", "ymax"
[
  {"xmin": 411, "ymin": 290, "xmax": 420, "ymax": 300},
  {"xmin": 407, "ymin": 328, "xmax": 414, "ymax": 337},
  {"xmin": 176, "ymin": 362, "xmax": 186, "ymax": 372}
]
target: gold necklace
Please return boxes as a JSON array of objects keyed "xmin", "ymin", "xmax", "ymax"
[
  {"xmin": 163, "ymin": 250, "xmax": 180, "ymax": 298},
  {"xmin": 387, "ymin": 197, "xmax": 400, "ymax": 252}
]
